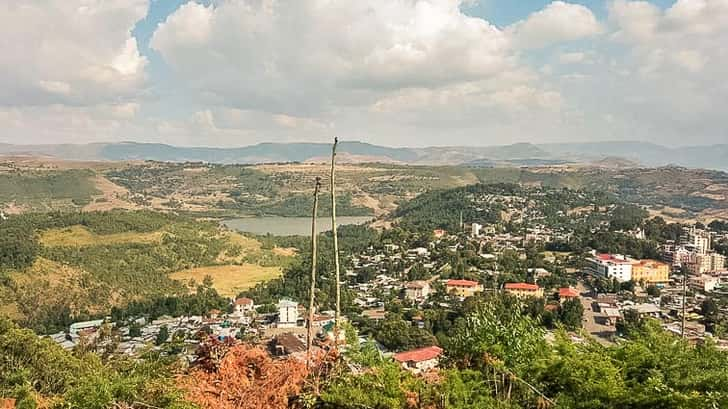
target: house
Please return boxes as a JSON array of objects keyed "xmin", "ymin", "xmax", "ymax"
[
  {"xmin": 504, "ymin": 283, "xmax": 544, "ymax": 298},
  {"xmin": 69, "ymin": 319, "xmax": 104, "ymax": 335},
  {"xmin": 445, "ymin": 279, "xmax": 483, "ymax": 298},
  {"xmin": 277, "ymin": 299, "xmax": 299, "ymax": 328},
  {"xmin": 233, "ymin": 297, "xmax": 254, "ymax": 314},
  {"xmin": 271, "ymin": 332, "xmax": 306, "ymax": 357},
  {"xmin": 208, "ymin": 309, "xmax": 222, "ymax": 319},
  {"xmin": 602, "ymin": 308, "xmax": 622, "ymax": 326},
  {"xmin": 558, "ymin": 287, "xmax": 580, "ymax": 303},
  {"xmin": 433, "ymin": 229, "xmax": 447, "ymax": 239},
  {"xmin": 405, "ymin": 281, "xmax": 431, "ymax": 302},
  {"xmin": 689, "ymin": 274, "xmax": 720, "ymax": 292},
  {"xmin": 408, "ymin": 247, "xmax": 430, "ymax": 258},
  {"xmin": 630, "ymin": 259, "xmax": 669, "ymax": 285},
  {"xmin": 362, "ymin": 308, "xmax": 387, "ymax": 321},
  {"xmin": 584, "ymin": 253, "xmax": 633, "ymax": 282},
  {"xmin": 393, "ymin": 345, "xmax": 443, "ymax": 374},
  {"xmin": 622, "ymin": 303, "xmax": 661, "ymax": 318}
]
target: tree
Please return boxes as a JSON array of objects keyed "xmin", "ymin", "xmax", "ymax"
[
  {"xmin": 646, "ymin": 285, "xmax": 661, "ymax": 297},
  {"xmin": 156, "ymin": 325, "xmax": 170, "ymax": 345},
  {"xmin": 701, "ymin": 298, "xmax": 719, "ymax": 321},
  {"xmin": 179, "ymin": 343, "xmax": 309, "ymax": 409},
  {"xmin": 558, "ymin": 298, "xmax": 584, "ymax": 330}
]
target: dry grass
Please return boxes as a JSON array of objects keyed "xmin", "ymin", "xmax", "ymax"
[
  {"xmin": 40, "ymin": 225, "xmax": 162, "ymax": 247},
  {"xmin": 170, "ymin": 264, "xmax": 282, "ymax": 297},
  {"xmin": 83, "ymin": 175, "xmax": 141, "ymax": 212}
]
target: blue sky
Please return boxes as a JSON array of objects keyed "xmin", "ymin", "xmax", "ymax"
[{"xmin": 1, "ymin": 0, "xmax": 725, "ymax": 147}]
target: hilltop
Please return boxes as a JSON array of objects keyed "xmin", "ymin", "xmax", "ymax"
[
  {"xmin": 2, "ymin": 157, "xmax": 728, "ymax": 223},
  {"xmin": 1, "ymin": 140, "xmax": 727, "ymax": 170}
]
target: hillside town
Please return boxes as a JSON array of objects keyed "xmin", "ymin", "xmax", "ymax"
[{"xmin": 45, "ymin": 193, "xmax": 728, "ymax": 375}]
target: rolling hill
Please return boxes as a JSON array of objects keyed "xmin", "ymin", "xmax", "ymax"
[{"xmin": 1, "ymin": 140, "xmax": 727, "ymax": 171}]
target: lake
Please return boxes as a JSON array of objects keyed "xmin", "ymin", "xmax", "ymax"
[{"xmin": 223, "ymin": 216, "xmax": 372, "ymax": 236}]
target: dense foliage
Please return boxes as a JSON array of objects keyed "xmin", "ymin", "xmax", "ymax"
[{"xmin": 0, "ymin": 318, "xmax": 192, "ymax": 408}]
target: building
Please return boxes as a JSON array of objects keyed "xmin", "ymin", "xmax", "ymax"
[
  {"xmin": 686, "ymin": 252, "xmax": 726, "ymax": 275},
  {"xmin": 233, "ymin": 297, "xmax": 254, "ymax": 314},
  {"xmin": 584, "ymin": 253, "xmax": 633, "ymax": 282},
  {"xmin": 504, "ymin": 283, "xmax": 544, "ymax": 298},
  {"xmin": 558, "ymin": 287, "xmax": 580, "ymax": 303},
  {"xmin": 277, "ymin": 299, "xmax": 299, "ymax": 328},
  {"xmin": 622, "ymin": 303, "xmax": 661, "ymax": 319},
  {"xmin": 445, "ymin": 279, "xmax": 483, "ymax": 298},
  {"xmin": 393, "ymin": 345, "xmax": 443, "ymax": 374},
  {"xmin": 471, "ymin": 223, "xmax": 482, "ymax": 237},
  {"xmin": 69, "ymin": 319, "xmax": 105, "ymax": 335},
  {"xmin": 683, "ymin": 226, "xmax": 712, "ymax": 254},
  {"xmin": 689, "ymin": 274, "xmax": 720, "ymax": 292},
  {"xmin": 433, "ymin": 229, "xmax": 447, "ymax": 239},
  {"xmin": 662, "ymin": 245, "xmax": 694, "ymax": 267},
  {"xmin": 404, "ymin": 281, "xmax": 431, "ymax": 302},
  {"xmin": 630, "ymin": 259, "xmax": 670, "ymax": 285},
  {"xmin": 271, "ymin": 332, "xmax": 306, "ymax": 357}
]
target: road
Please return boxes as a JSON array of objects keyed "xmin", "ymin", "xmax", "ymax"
[{"xmin": 576, "ymin": 282, "xmax": 616, "ymax": 346}]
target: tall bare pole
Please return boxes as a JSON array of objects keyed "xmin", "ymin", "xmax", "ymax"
[
  {"xmin": 682, "ymin": 265, "xmax": 687, "ymax": 339},
  {"xmin": 307, "ymin": 177, "xmax": 322, "ymax": 366},
  {"xmin": 330, "ymin": 137, "xmax": 341, "ymax": 344}
]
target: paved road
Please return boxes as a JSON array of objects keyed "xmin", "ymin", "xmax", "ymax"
[{"xmin": 576, "ymin": 282, "xmax": 615, "ymax": 346}]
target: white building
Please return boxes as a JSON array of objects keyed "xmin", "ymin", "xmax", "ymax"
[
  {"xmin": 683, "ymin": 226, "xmax": 712, "ymax": 254},
  {"xmin": 585, "ymin": 253, "xmax": 633, "ymax": 282},
  {"xmin": 689, "ymin": 275, "xmax": 720, "ymax": 292},
  {"xmin": 233, "ymin": 297, "xmax": 254, "ymax": 315},
  {"xmin": 471, "ymin": 223, "xmax": 482, "ymax": 237},
  {"xmin": 277, "ymin": 299, "xmax": 299, "ymax": 328}
]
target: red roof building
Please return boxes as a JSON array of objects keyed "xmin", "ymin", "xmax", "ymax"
[
  {"xmin": 445, "ymin": 279, "xmax": 483, "ymax": 297},
  {"xmin": 504, "ymin": 282, "xmax": 544, "ymax": 298},
  {"xmin": 446, "ymin": 279, "xmax": 480, "ymax": 288},
  {"xmin": 394, "ymin": 346, "xmax": 443, "ymax": 374},
  {"xmin": 235, "ymin": 297, "xmax": 253, "ymax": 306},
  {"xmin": 559, "ymin": 287, "xmax": 580, "ymax": 299}
]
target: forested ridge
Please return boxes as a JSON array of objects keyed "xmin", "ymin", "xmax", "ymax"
[{"xmin": 0, "ymin": 211, "xmax": 272, "ymax": 333}]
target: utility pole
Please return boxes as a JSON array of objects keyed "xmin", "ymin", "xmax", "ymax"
[
  {"xmin": 330, "ymin": 137, "xmax": 341, "ymax": 346},
  {"xmin": 682, "ymin": 265, "xmax": 687, "ymax": 339},
  {"xmin": 307, "ymin": 177, "xmax": 321, "ymax": 367}
]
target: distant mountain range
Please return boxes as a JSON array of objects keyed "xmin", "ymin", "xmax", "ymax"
[{"xmin": 0, "ymin": 140, "xmax": 726, "ymax": 171}]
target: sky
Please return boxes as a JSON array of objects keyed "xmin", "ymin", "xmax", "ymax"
[{"xmin": 1, "ymin": 0, "xmax": 727, "ymax": 148}]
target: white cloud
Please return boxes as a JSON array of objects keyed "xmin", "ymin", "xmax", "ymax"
[
  {"xmin": 149, "ymin": 0, "xmax": 525, "ymax": 115},
  {"xmin": 147, "ymin": 0, "xmax": 567, "ymax": 144},
  {"xmin": 507, "ymin": 1, "xmax": 603, "ymax": 49},
  {"xmin": 0, "ymin": 1, "xmax": 148, "ymax": 106}
]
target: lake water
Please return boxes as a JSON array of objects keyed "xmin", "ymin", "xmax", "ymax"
[{"xmin": 223, "ymin": 216, "xmax": 372, "ymax": 236}]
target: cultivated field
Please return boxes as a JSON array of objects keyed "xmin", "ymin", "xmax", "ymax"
[{"xmin": 170, "ymin": 264, "xmax": 282, "ymax": 297}]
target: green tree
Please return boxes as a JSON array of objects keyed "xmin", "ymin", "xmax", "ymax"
[
  {"xmin": 558, "ymin": 298, "xmax": 584, "ymax": 330},
  {"xmin": 155, "ymin": 325, "xmax": 170, "ymax": 346}
]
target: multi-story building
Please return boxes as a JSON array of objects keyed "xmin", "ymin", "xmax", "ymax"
[
  {"xmin": 505, "ymin": 282, "xmax": 544, "ymax": 298},
  {"xmin": 630, "ymin": 259, "xmax": 670, "ymax": 285},
  {"xmin": 661, "ymin": 244, "xmax": 694, "ymax": 267},
  {"xmin": 277, "ymin": 299, "xmax": 299, "ymax": 328},
  {"xmin": 683, "ymin": 226, "xmax": 712, "ymax": 254},
  {"xmin": 584, "ymin": 254, "xmax": 633, "ymax": 282},
  {"xmin": 686, "ymin": 252, "xmax": 726, "ymax": 275},
  {"xmin": 445, "ymin": 279, "xmax": 483, "ymax": 298}
]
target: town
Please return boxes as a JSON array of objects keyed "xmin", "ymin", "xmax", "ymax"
[{"xmin": 45, "ymin": 185, "xmax": 728, "ymax": 376}]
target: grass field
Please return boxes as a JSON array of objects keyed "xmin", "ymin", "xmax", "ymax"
[
  {"xmin": 170, "ymin": 264, "xmax": 282, "ymax": 297},
  {"xmin": 40, "ymin": 225, "xmax": 162, "ymax": 247}
]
